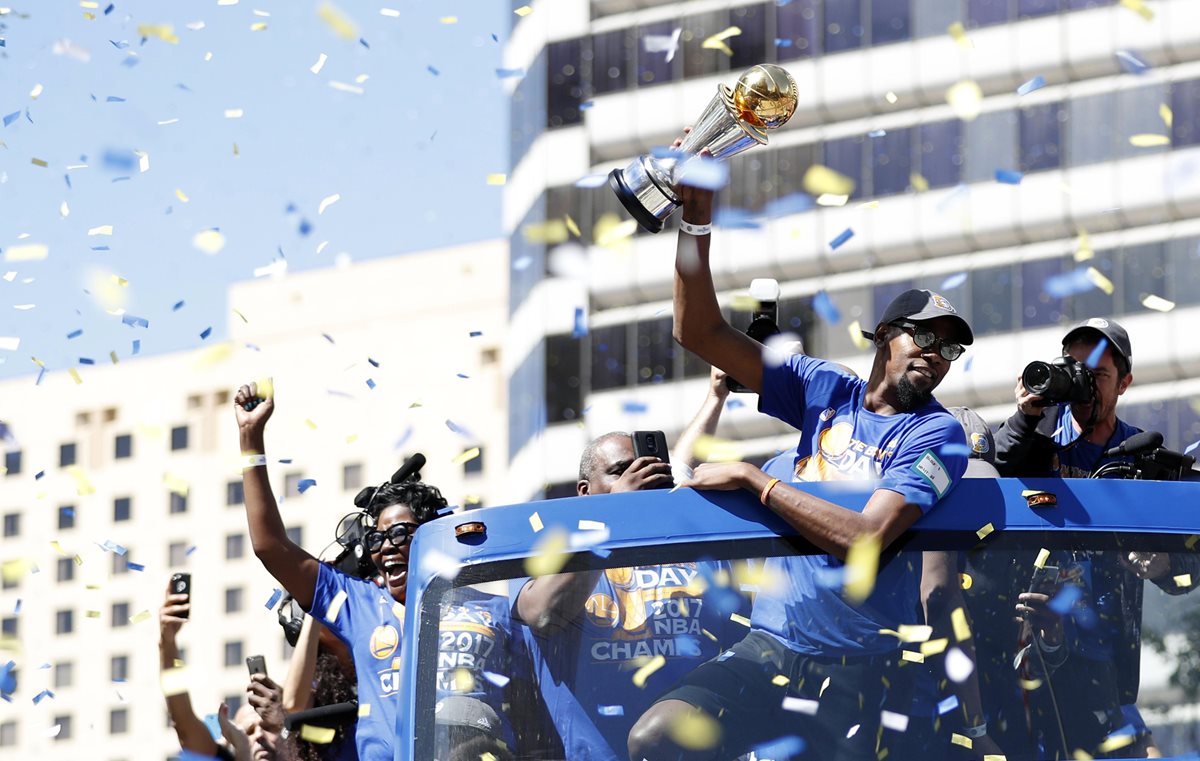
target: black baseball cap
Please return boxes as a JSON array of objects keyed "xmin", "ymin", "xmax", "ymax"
[
  {"xmin": 948, "ymin": 406, "xmax": 996, "ymax": 464},
  {"xmin": 435, "ymin": 696, "xmax": 504, "ymax": 735},
  {"xmin": 1062, "ymin": 318, "xmax": 1132, "ymax": 372},
  {"xmin": 860, "ymin": 289, "xmax": 974, "ymax": 345}
]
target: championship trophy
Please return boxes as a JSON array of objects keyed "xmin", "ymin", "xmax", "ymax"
[{"xmin": 608, "ymin": 63, "xmax": 798, "ymax": 234}]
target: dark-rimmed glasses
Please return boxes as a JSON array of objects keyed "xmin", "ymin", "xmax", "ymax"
[
  {"xmin": 890, "ymin": 321, "xmax": 965, "ymax": 361},
  {"xmin": 363, "ymin": 522, "xmax": 421, "ymax": 551}
]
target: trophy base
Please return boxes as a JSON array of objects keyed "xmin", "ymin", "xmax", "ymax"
[{"xmin": 608, "ymin": 167, "xmax": 669, "ymax": 234}]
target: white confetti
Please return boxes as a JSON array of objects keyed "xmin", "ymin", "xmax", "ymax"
[
  {"xmin": 323, "ymin": 590, "xmax": 348, "ymax": 624},
  {"xmin": 310, "ymin": 53, "xmax": 328, "ymax": 74},
  {"xmin": 945, "ymin": 646, "xmax": 975, "ymax": 683},
  {"xmin": 318, "ymin": 193, "xmax": 341, "ymax": 215}
]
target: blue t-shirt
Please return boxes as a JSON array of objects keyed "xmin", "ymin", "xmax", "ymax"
[
  {"xmin": 436, "ymin": 587, "xmax": 528, "ymax": 746},
  {"xmin": 1050, "ymin": 404, "xmax": 1142, "ymax": 478},
  {"xmin": 751, "ymin": 355, "xmax": 968, "ymax": 655},
  {"xmin": 308, "ymin": 564, "xmax": 403, "ymax": 761},
  {"xmin": 511, "ymin": 562, "xmax": 748, "ymax": 760}
]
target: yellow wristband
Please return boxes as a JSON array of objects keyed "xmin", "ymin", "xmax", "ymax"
[{"xmin": 760, "ymin": 478, "xmax": 781, "ymax": 505}]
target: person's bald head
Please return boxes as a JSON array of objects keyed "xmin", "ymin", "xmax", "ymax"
[{"xmin": 577, "ymin": 432, "xmax": 635, "ymax": 496}]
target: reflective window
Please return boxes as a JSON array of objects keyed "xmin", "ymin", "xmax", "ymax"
[
  {"xmin": 169, "ymin": 492, "xmax": 188, "ymax": 514},
  {"xmin": 1166, "ymin": 236, "xmax": 1200, "ymax": 306},
  {"xmin": 224, "ymin": 641, "xmax": 244, "ymax": 668},
  {"xmin": 681, "ymin": 11, "xmax": 732, "ymax": 80},
  {"xmin": 1020, "ymin": 257, "xmax": 1067, "ymax": 327},
  {"xmin": 52, "ymin": 715, "xmax": 71, "ymax": 741},
  {"xmin": 819, "ymin": 285, "xmax": 871, "ymax": 357},
  {"xmin": 971, "ymin": 264, "xmax": 1015, "ymax": 337},
  {"xmin": 508, "ymin": 343, "xmax": 546, "ymax": 460},
  {"xmin": 57, "ymin": 557, "xmax": 74, "ymax": 583},
  {"xmin": 1116, "ymin": 82, "xmax": 1169, "ymax": 160},
  {"xmin": 727, "ymin": 151, "xmax": 775, "ymax": 213},
  {"xmin": 824, "ymin": 0, "xmax": 865, "ymax": 53},
  {"xmin": 873, "ymin": 280, "xmax": 916, "ymax": 327},
  {"xmin": 870, "ymin": 127, "xmax": 913, "ymax": 197},
  {"xmin": 590, "ymin": 324, "xmax": 630, "ymax": 392},
  {"xmin": 169, "ymin": 541, "xmax": 189, "ymax": 567},
  {"xmin": 53, "ymin": 661, "xmax": 73, "ymax": 689},
  {"xmin": 59, "ymin": 442, "xmax": 76, "ymax": 468},
  {"xmin": 1018, "ymin": 101, "xmax": 1064, "ymax": 173},
  {"xmin": 1018, "ymin": 0, "xmax": 1060, "ymax": 18},
  {"xmin": 964, "ymin": 111, "xmax": 1017, "ymax": 183},
  {"xmin": 775, "ymin": 0, "xmax": 819, "ymax": 60},
  {"xmin": 170, "ymin": 425, "xmax": 189, "ymax": 451},
  {"xmin": 773, "ymin": 143, "xmax": 818, "ymax": 199},
  {"xmin": 1066, "ymin": 91, "xmax": 1116, "ymax": 167},
  {"xmin": 547, "ymin": 39, "xmax": 583, "ymax": 126},
  {"xmin": 114, "ymin": 433, "xmax": 132, "ymax": 459},
  {"xmin": 1120, "ymin": 242, "xmax": 1167, "ymax": 315},
  {"xmin": 1, "ymin": 513, "xmax": 17, "ymax": 538},
  {"xmin": 58, "ymin": 505, "xmax": 75, "ymax": 530},
  {"xmin": 1170, "ymin": 78, "xmax": 1200, "ymax": 148},
  {"xmin": 226, "ymin": 533, "xmax": 245, "ymax": 561},
  {"xmin": 918, "ymin": 120, "xmax": 964, "ymax": 189},
  {"xmin": 546, "ymin": 334, "xmax": 583, "ymax": 423},
  {"xmin": 55, "ymin": 609, "xmax": 73, "ymax": 635},
  {"xmin": 967, "ymin": 0, "xmax": 1011, "ymax": 27},
  {"xmin": 871, "ymin": 0, "xmax": 913, "ymax": 45},
  {"xmin": 822, "ymin": 135, "xmax": 865, "ymax": 200},
  {"xmin": 635, "ymin": 318, "xmax": 676, "ymax": 386},
  {"xmin": 1064, "ymin": 250, "xmax": 1115, "ymax": 320},
  {"xmin": 636, "ymin": 20, "xmax": 677, "ymax": 89},
  {"xmin": 913, "ymin": 0, "xmax": 962, "ymax": 37},
  {"xmin": 509, "ymin": 199, "xmax": 547, "ymax": 316},
  {"xmin": 225, "ymin": 587, "xmax": 243, "ymax": 614},
  {"xmin": 509, "ymin": 48, "xmax": 547, "ymax": 172},
  {"xmin": 112, "ymin": 601, "xmax": 129, "ymax": 628},
  {"xmin": 3, "ymin": 450, "xmax": 19, "ymax": 476},
  {"xmin": 730, "ymin": 4, "xmax": 769, "ymax": 70},
  {"xmin": 592, "ymin": 29, "xmax": 633, "ymax": 95}
]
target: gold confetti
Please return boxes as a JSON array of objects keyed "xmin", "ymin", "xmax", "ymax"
[
  {"xmin": 884, "ymin": 91, "xmax": 899, "ymax": 104},
  {"xmin": 514, "ymin": 5, "xmax": 533, "ymax": 16},
  {"xmin": 358, "ymin": 703, "xmax": 372, "ymax": 716},
  {"xmin": 1, "ymin": 558, "xmax": 34, "ymax": 583},
  {"xmin": 317, "ymin": 1, "xmax": 359, "ymax": 40},
  {"xmin": 909, "ymin": 172, "xmax": 929, "ymax": 193},
  {"xmin": 983, "ymin": 756, "xmax": 1007, "ymax": 761},
  {"xmin": 1129, "ymin": 133, "xmax": 1170, "ymax": 147},
  {"xmin": 138, "ymin": 24, "xmax": 180, "ymax": 44},
  {"xmin": 529, "ymin": 512, "xmax": 544, "ymax": 533},
  {"xmin": 1186, "ymin": 535, "xmax": 1200, "ymax": 550},
  {"xmin": 901, "ymin": 650, "xmax": 924, "ymax": 663},
  {"xmin": 1174, "ymin": 574, "xmax": 1192, "ymax": 588},
  {"xmin": 5, "ymin": 244, "xmax": 49, "ymax": 261},
  {"xmin": 163, "ymin": 473, "xmax": 190, "ymax": 497},
  {"xmin": 1034, "ymin": 548, "xmax": 1051, "ymax": 569},
  {"xmin": 318, "ymin": 193, "xmax": 341, "ymax": 214},
  {"xmin": 1075, "ymin": 228, "xmax": 1094, "ymax": 261},
  {"xmin": 299, "ymin": 724, "xmax": 336, "ymax": 743},
  {"xmin": 486, "ymin": 173, "xmax": 507, "ymax": 186},
  {"xmin": 802, "ymin": 164, "xmax": 855, "ymax": 197},
  {"xmin": 60, "ymin": 201, "xmax": 69, "ymax": 217},
  {"xmin": 192, "ymin": 230, "xmax": 226, "ymax": 255},
  {"xmin": 946, "ymin": 80, "xmax": 984, "ymax": 121},
  {"xmin": 565, "ymin": 215, "xmax": 581, "ymax": 237},
  {"xmin": 976, "ymin": 523, "xmax": 994, "ymax": 540},
  {"xmin": 109, "ymin": 351, "xmax": 118, "ymax": 364},
  {"xmin": 31, "ymin": 157, "xmax": 48, "ymax": 167},
  {"xmin": 1160, "ymin": 103, "xmax": 1173, "ymax": 128},
  {"xmin": 439, "ymin": 16, "xmax": 457, "ymax": 24},
  {"xmin": 68, "ymin": 368, "xmax": 82, "ymax": 385},
  {"xmin": 1097, "ymin": 732, "xmax": 1135, "ymax": 753},
  {"xmin": 67, "ymin": 465, "xmax": 95, "ymax": 496},
  {"xmin": 771, "ymin": 674, "xmax": 790, "ymax": 686},
  {"xmin": 1086, "ymin": 267, "xmax": 1114, "ymax": 295},
  {"xmin": 960, "ymin": 572, "xmax": 973, "ymax": 590},
  {"xmin": 843, "ymin": 533, "xmax": 881, "ymax": 603},
  {"xmin": 250, "ymin": 21, "xmax": 268, "ymax": 31},
  {"xmin": 1073, "ymin": 751, "xmax": 1093, "ymax": 761},
  {"xmin": 920, "ymin": 638, "xmax": 948, "ymax": 656},
  {"xmin": 129, "ymin": 610, "xmax": 152, "ymax": 624},
  {"xmin": 224, "ymin": 108, "xmax": 244, "ymax": 119},
  {"xmin": 632, "ymin": 655, "xmax": 666, "ymax": 688},
  {"xmin": 324, "ymin": 590, "xmax": 348, "ymax": 624},
  {"xmin": 701, "ymin": 26, "xmax": 742, "ymax": 57},
  {"xmin": 85, "ymin": 610, "xmax": 101, "ymax": 618},
  {"xmin": 951, "ymin": 607, "xmax": 971, "ymax": 641},
  {"xmin": 174, "ymin": 188, "xmax": 190, "ymax": 202},
  {"xmin": 392, "ymin": 602, "xmax": 405, "ymax": 623},
  {"xmin": 951, "ymin": 734, "xmax": 973, "ymax": 749},
  {"xmin": 305, "ymin": 418, "xmax": 318, "ymax": 430},
  {"xmin": 522, "ymin": 220, "xmax": 569, "ymax": 244},
  {"xmin": 525, "ymin": 528, "xmax": 569, "ymax": 577},
  {"xmin": 452, "ymin": 447, "xmax": 480, "ymax": 466},
  {"xmin": 897, "ymin": 624, "xmax": 932, "ymax": 643},
  {"xmin": 947, "ymin": 21, "xmax": 973, "ymax": 49},
  {"xmin": 729, "ymin": 613, "xmax": 751, "ymax": 627},
  {"xmin": 1119, "ymin": 0, "xmax": 1153, "ymax": 20},
  {"xmin": 87, "ymin": 225, "xmax": 113, "ymax": 236},
  {"xmin": 1141, "ymin": 294, "xmax": 1175, "ymax": 312},
  {"xmin": 693, "ymin": 434, "xmax": 745, "ymax": 463},
  {"xmin": 160, "ymin": 666, "xmax": 191, "ymax": 696},
  {"xmin": 29, "ymin": 83, "xmax": 43, "ymax": 99},
  {"xmin": 667, "ymin": 709, "xmax": 721, "ymax": 750},
  {"xmin": 819, "ymin": 676, "xmax": 831, "ymax": 696},
  {"xmin": 848, "ymin": 320, "xmax": 873, "ymax": 350},
  {"xmin": 594, "ymin": 215, "xmax": 638, "ymax": 249}
]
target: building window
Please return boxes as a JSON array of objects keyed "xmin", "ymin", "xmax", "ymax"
[
  {"xmin": 590, "ymin": 323, "xmax": 629, "ymax": 392},
  {"xmin": 284, "ymin": 472, "xmax": 304, "ymax": 497},
  {"xmin": 225, "ymin": 533, "xmax": 245, "ymax": 560},
  {"xmin": 2, "ymin": 512, "xmax": 18, "ymax": 538},
  {"xmin": 53, "ymin": 715, "xmax": 72, "ymax": 741},
  {"xmin": 342, "ymin": 463, "xmax": 363, "ymax": 492},
  {"xmin": 824, "ymin": 0, "xmax": 864, "ymax": 53},
  {"xmin": 168, "ymin": 542, "xmax": 189, "ymax": 567},
  {"xmin": 224, "ymin": 641, "xmax": 244, "ymax": 668},
  {"xmin": 776, "ymin": 0, "xmax": 819, "ymax": 61},
  {"xmin": 225, "ymin": 587, "xmax": 243, "ymax": 614},
  {"xmin": 869, "ymin": 126, "xmax": 912, "ymax": 197},
  {"xmin": 3, "ymin": 450, "xmax": 20, "ymax": 476},
  {"xmin": 729, "ymin": 4, "xmax": 768, "ymax": 70},
  {"xmin": 111, "ymin": 551, "xmax": 130, "ymax": 575},
  {"xmin": 1018, "ymin": 101, "xmax": 1064, "ymax": 173},
  {"xmin": 111, "ymin": 654, "xmax": 129, "ymax": 682},
  {"xmin": 0, "ymin": 720, "xmax": 15, "ymax": 747},
  {"xmin": 971, "ymin": 264, "xmax": 1016, "ymax": 338},
  {"xmin": 871, "ymin": 0, "xmax": 912, "ymax": 45},
  {"xmin": 170, "ymin": 425, "xmax": 189, "ymax": 451},
  {"xmin": 822, "ymin": 135, "xmax": 865, "ymax": 201},
  {"xmin": 56, "ymin": 557, "xmax": 75, "ymax": 583},
  {"xmin": 546, "ymin": 333, "xmax": 583, "ymax": 419},
  {"xmin": 113, "ymin": 434, "xmax": 133, "ymax": 459},
  {"xmin": 286, "ymin": 526, "xmax": 303, "ymax": 547},
  {"xmin": 113, "ymin": 496, "xmax": 132, "ymax": 522},
  {"xmin": 53, "ymin": 661, "xmax": 73, "ymax": 689},
  {"xmin": 55, "ymin": 609, "xmax": 74, "ymax": 635},
  {"xmin": 967, "ymin": 0, "xmax": 1011, "ymax": 27},
  {"xmin": 1, "ymin": 616, "xmax": 16, "ymax": 637},
  {"xmin": 226, "ymin": 480, "xmax": 245, "ymax": 506},
  {"xmin": 591, "ymin": 28, "xmax": 631, "ymax": 95},
  {"xmin": 463, "ymin": 446, "xmax": 485, "ymax": 476},
  {"xmin": 59, "ymin": 442, "xmax": 77, "ymax": 468},
  {"xmin": 1171, "ymin": 77, "xmax": 1200, "ymax": 148},
  {"xmin": 635, "ymin": 318, "xmax": 675, "ymax": 386},
  {"xmin": 110, "ymin": 707, "xmax": 129, "ymax": 735},
  {"xmin": 224, "ymin": 694, "xmax": 242, "ymax": 714},
  {"xmin": 169, "ymin": 492, "xmax": 188, "ymax": 514},
  {"xmin": 58, "ymin": 505, "xmax": 76, "ymax": 530},
  {"xmin": 111, "ymin": 601, "xmax": 130, "ymax": 628}
]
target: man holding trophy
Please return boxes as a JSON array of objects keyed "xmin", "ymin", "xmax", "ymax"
[{"xmin": 617, "ymin": 66, "xmax": 996, "ymax": 761}]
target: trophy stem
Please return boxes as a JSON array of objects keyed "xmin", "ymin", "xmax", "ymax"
[{"xmin": 678, "ymin": 85, "xmax": 767, "ymax": 161}]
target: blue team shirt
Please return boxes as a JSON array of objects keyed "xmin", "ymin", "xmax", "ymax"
[
  {"xmin": 309, "ymin": 564, "xmax": 403, "ymax": 761},
  {"xmin": 1050, "ymin": 404, "xmax": 1142, "ymax": 478},
  {"xmin": 751, "ymin": 354, "xmax": 968, "ymax": 655},
  {"xmin": 511, "ymin": 562, "xmax": 748, "ymax": 760}
]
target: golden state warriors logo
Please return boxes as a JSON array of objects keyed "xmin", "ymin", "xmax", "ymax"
[
  {"xmin": 930, "ymin": 292, "xmax": 956, "ymax": 313},
  {"xmin": 370, "ymin": 624, "xmax": 399, "ymax": 660},
  {"xmin": 970, "ymin": 432, "xmax": 990, "ymax": 455},
  {"xmin": 585, "ymin": 593, "xmax": 620, "ymax": 628}
]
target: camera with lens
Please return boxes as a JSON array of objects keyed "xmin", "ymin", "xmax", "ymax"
[
  {"xmin": 726, "ymin": 279, "xmax": 782, "ymax": 393},
  {"xmin": 1021, "ymin": 356, "xmax": 1095, "ymax": 407}
]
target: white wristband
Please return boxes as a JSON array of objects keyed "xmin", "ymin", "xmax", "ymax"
[
  {"xmin": 962, "ymin": 723, "xmax": 988, "ymax": 739},
  {"xmin": 679, "ymin": 220, "xmax": 712, "ymax": 236},
  {"xmin": 242, "ymin": 454, "xmax": 267, "ymax": 469}
]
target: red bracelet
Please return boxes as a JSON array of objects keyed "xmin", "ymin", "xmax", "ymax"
[{"xmin": 760, "ymin": 478, "xmax": 781, "ymax": 505}]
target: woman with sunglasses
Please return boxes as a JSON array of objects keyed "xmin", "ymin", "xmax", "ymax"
[{"xmin": 234, "ymin": 380, "xmax": 491, "ymax": 761}]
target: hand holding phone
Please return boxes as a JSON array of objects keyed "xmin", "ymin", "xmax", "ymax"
[
  {"xmin": 246, "ymin": 654, "xmax": 268, "ymax": 678},
  {"xmin": 170, "ymin": 573, "xmax": 192, "ymax": 619}
]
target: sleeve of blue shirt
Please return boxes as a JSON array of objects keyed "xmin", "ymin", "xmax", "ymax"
[
  {"xmin": 757, "ymin": 353, "xmax": 846, "ymax": 427},
  {"xmin": 307, "ymin": 562, "xmax": 360, "ymax": 645},
  {"xmin": 879, "ymin": 414, "xmax": 969, "ymax": 512}
]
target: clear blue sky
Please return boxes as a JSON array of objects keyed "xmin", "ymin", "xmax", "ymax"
[{"xmin": 0, "ymin": 0, "xmax": 509, "ymax": 380}]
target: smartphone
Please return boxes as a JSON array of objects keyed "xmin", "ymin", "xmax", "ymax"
[
  {"xmin": 727, "ymin": 279, "xmax": 782, "ymax": 393},
  {"xmin": 170, "ymin": 573, "xmax": 191, "ymax": 619},
  {"xmin": 632, "ymin": 430, "xmax": 670, "ymax": 464},
  {"xmin": 246, "ymin": 655, "xmax": 268, "ymax": 678}
]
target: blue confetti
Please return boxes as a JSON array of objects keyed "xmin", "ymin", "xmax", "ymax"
[
  {"xmin": 764, "ymin": 192, "xmax": 814, "ymax": 218},
  {"xmin": 368, "ymin": 357, "xmax": 380, "ymax": 367},
  {"xmin": 12, "ymin": 600, "xmax": 19, "ymax": 614},
  {"xmin": 1048, "ymin": 584, "xmax": 1083, "ymax": 615},
  {"xmin": 203, "ymin": 714, "xmax": 222, "ymax": 743},
  {"xmin": 112, "ymin": 176, "xmax": 131, "ymax": 183},
  {"xmin": 0, "ymin": 39, "xmax": 5, "ymax": 48},
  {"xmin": 1115, "ymin": 49, "xmax": 1149, "ymax": 76},
  {"xmin": 102, "ymin": 149, "xmax": 136, "ymax": 171},
  {"xmin": 1017, "ymin": 75, "xmax": 1046, "ymax": 96},
  {"xmin": 812, "ymin": 290, "xmax": 841, "ymax": 324},
  {"xmin": 185, "ymin": 545, "xmax": 197, "ymax": 556},
  {"xmin": 359, "ymin": 38, "xmax": 370, "ymax": 49},
  {"xmin": 123, "ymin": 313, "xmax": 150, "ymax": 328},
  {"xmin": 965, "ymin": 356, "xmax": 974, "ymax": 373},
  {"xmin": 813, "ymin": 565, "xmax": 845, "ymax": 588},
  {"xmin": 67, "ymin": 329, "xmax": 83, "ymax": 339},
  {"xmin": 713, "ymin": 207, "xmax": 761, "ymax": 229},
  {"xmin": 0, "ymin": 661, "xmax": 15, "ymax": 696},
  {"xmin": 427, "ymin": 65, "xmax": 440, "ymax": 76},
  {"xmin": 122, "ymin": 55, "xmax": 140, "ymax": 68},
  {"xmin": 110, "ymin": 40, "xmax": 130, "ymax": 49},
  {"xmin": 995, "ymin": 169, "xmax": 1024, "ymax": 184},
  {"xmin": 674, "ymin": 636, "xmax": 702, "ymax": 657},
  {"xmin": 91, "ymin": 246, "xmax": 110, "ymax": 252},
  {"xmin": 106, "ymin": 96, "xmax": 126, "ymax": 103},
  {"xmin": 32, "ymin": 689, "xmax": 54, "ymax": 704},
  {"xmin": 495, "ymin": 67, "xmax": 525, "ymax": 79},
  {"xmin": 24, "ymin": 108, "xmax": 32, "ymax": 124},
  {"xmin": 753, "ymin": 737, "xmax": 806, "ymax": 758},
  {"xmin": 941, "ymin": 272, "xmax": 968, "ymax": 290},
  {"xmin": 278, "ymin": 458, "xmax": 293, "ymax": 464},
  {"xmin": 322, "ymin": 333, "xmax": 335, "ymax": 344},
  {"xmin": 79, "ymin": 357, "xmax": 95, "ymax": 365},
  {"xmin": 726, "ymin": 398, "xmax": 745, "ymax": 409},
  {"xmin": 1043, "ymin": 268, "xmax": 1096, "ymax": 298},
  {"xmin": 621, "ymin": 400, "xmax": 648, "ymax": 414},
  {"xmin": 939, "ymin": 443, "xmax": 972, "ymax": 458},
  {"xmin": 199, "ymin": 327, "xmax": 212, "ymax": 340},
  {"xmin": 265, "ymin": 588, "xmax": 283, "ymax": 610},
  {"xmin": 366, "ymin": 378, "xmax": 376, "ymax": 390},
  {"xmin": 297, "ymin": 479, "xmax": 317, "ymax": 494},
  {"xmin": 132, "ymin": 339, "xmax": 141, "ymax": 355},
  {"xmin": 597, "ymin": 705, "xmax": 625, "ymax": 716},
  {"xmin": 35, "ymin": 368, "xmax": 45, "ymax": 385},
  {"xmin": 126, "ymin": 562, "xmax": 144, "ymax": 572},
  {"xmin": 469, "ymin": 331, "xmax": 482, "ymax": 338},
  {"xmin": 2, "ymin": 111, "xmax": 20, "ymax": 127},
  {"xmin": 1085, "ymin": 337, "xmax": 1109, "ymax": 369},
  {"xmin": 1184, "ymin": 440, "xmax": 1199, "ymax": 456},
  {"xmin": 298, "ymin": 218, "xmax": 311, "ymax": 236},
  {"xmin": 172, "ymin": 300, "xmax": 185, "ymax": 311},
  {"xmin": 650, "ymin": 146, "xmax": 686, "ymax": 161},
  {"xmin": 104, "ymin": 4, "xmax": 114, "ymax": 14},
  {"xmin": 456, "ymin": 373, "xmax": 470, "ymax": 379},
  {"xmin": 572, "ymin": 306, "xmax": 588, "ymax": 338},
  {"xmin": 678, "ymin": 157, "xmax": 729, "ymax": 190},
  {"xmin": 829, "ymin": 228, "xmax": 855, "ymax": 250},
  {"xmin": 578, "ymin": 100, "xmax": 595, "ymax": 111},
  {"xmin": 394, "ymin": 425, "xmax": 414, "ymax": 450},
  {"xmin": 245, "ymin": 343, "xmax": 261, "ymax": 352},
  {"xmin": 446, "ymin": 419, "xmax": 470, "ymax": 436},
  {"xmin": 774, "ymin": 38, "xmax": 793, "ymax": 47},
  {"xmin": 65, "ymin": 174, "xmax": 72, "ymax": 189},
  {"xmin": 179, "ymin": 751, "xmax": 222, "ymax": 761},
  {"xmin": 937, "ymin": 695, "xmax": 960, "ymax": 714}
]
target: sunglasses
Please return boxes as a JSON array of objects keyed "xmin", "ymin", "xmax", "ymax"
[
  {"xmin": 363, "ymin": 522, "xmax": 421, "ymax": 552},
  {"xmin": 890, "ymin": 321, "xmax": 965, "ymax": 361}
]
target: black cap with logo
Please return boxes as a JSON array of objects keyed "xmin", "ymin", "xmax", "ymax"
[
  {"xmin": 860, "ymin": 289, "xmax": 974, "ymax": 345},
  {"xmin": 1061, "ymin": 317, "xmax": 1132, "ymax": 373}
]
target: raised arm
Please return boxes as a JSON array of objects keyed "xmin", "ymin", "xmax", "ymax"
[
  {"xmin": 671, "ymin": 180, "xmax": 768, "ymax": 393},
  {"xmin": 234, "ymin": 381, "xmax": 321, "ymax": 610},
  {"xmin": 673, "ymin": 365, "xmax": 730, "ymax": 470},
  {"xmin": 281, "ymin": 614, "xmax": 320, "ymax": 713},
  {"xmin": 159, "ymin": 578, "xmax": 221, "ymax": 757}
]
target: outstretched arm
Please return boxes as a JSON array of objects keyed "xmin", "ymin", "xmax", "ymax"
[
  {"xmin": 159, "ymin": 578, "xmax": 220, "ymax": 757},
  {"xmin": 282, "ymin": 614, "xmax": 320, "ymax": 713},
  {"xmin": 515, "ymin": 571, "xmax": 604, "ymax": 637},
  {"xmin": 674, "ymin": 365, "xmax": 730, "ymax": 470},
  {"xmin": 235, "ymin": 381, "xmax": 321, "ymax": 610}
]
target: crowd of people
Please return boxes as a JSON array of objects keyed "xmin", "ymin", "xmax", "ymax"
[{"xmin": 161, "ymin": 180, "xmax": 1198, "ymax": 761}]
